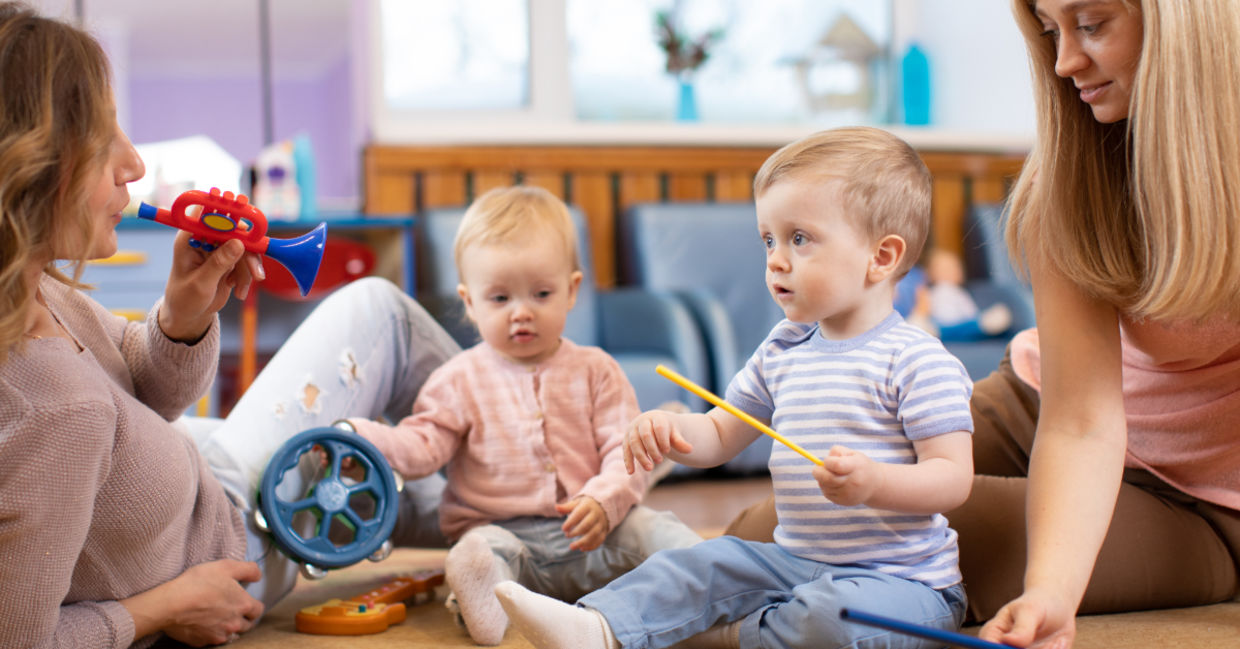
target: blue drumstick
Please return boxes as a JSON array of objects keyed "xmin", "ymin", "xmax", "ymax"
[{"xmin": 840, "ymin": 608, "xmax": 1017, "ymax": 649}]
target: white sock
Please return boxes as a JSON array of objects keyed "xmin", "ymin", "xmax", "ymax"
[
  {"xmin": 445, "ymin": 531, "xmax": 510, "ymax": 645},
  {"xmin": 494, "ymin": 580, "xmax": 620, "ymax": 649}
]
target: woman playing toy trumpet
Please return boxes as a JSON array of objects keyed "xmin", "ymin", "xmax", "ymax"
[{"xmin": 0, "ymin": 4, "xmax": 457, "ymax": 646}]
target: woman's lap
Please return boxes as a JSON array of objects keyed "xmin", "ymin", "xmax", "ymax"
[{"xmin": 725, "ymin": 358, "xmax": 1240, "ymax": 622}]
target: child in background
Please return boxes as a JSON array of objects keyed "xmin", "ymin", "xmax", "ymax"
[
  {"xmin": 495, "ymin": 127, "xmax": 975, "ymax": 649},
  {"xmin": 907, "ymin": 248, "xmax": 1012, "ymax": 341},
  {"xmin": 348, "ymin": 186, "xmax": 700, "ymax": 645}
]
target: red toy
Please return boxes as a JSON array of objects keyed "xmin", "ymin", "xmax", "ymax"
[
  {"xmin": 294, "ymin": 569, "xmax": 445, "ymax": 636},
  {"xmin": 137, "ymin": 188, "xmax": 327, "ymax": 296}
]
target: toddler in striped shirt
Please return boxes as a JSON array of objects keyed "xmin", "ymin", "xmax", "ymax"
[
  {"xmin": 349, "ymin": 186, "xmax": 700, "ymax": 645},
  {"xmin": 496, "ymin": 127, "xmax": 975, "ymax": 649}
]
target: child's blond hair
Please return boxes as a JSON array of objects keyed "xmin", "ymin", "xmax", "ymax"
[
  {"xmin": 453, "ymin": 186, "xmax": 581, "ymax": 279},
  {"xmin": 753, "ymin": 126, "xmax": 931, "ymax": 277}
]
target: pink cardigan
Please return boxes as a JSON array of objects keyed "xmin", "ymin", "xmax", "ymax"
[
  {"xmin": 1010, "ymin": 315, "xmax": 1240, "ymax": 509},
  {"xmin": 352, "ymin": 339, "xmax": 647, "ymax": 539}
]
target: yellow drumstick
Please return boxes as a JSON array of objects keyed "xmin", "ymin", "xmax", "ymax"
[{"xmin": 655, "ymin": 364, "xmax": 823, "ymax": 466}]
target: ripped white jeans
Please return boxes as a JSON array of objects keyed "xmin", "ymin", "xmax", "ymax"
[{"xmin": 196, "ymin": 277, "xmax": 461, "ymax": 609}]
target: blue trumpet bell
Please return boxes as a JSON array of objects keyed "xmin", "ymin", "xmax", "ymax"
[{"xmin": 266, "ymin": 222, "xmax": 328, "ymax": 296}]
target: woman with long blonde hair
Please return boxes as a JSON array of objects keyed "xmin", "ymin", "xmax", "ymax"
[
  {"xmin": 955, "ymin": 0, "xmax": 1240, "ymax": 646},
  {"xmin": 723, "ymin": 1, "xmax": 1240, "ymax": 646}
]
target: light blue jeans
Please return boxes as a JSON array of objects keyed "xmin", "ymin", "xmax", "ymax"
[
  {"xmin": 195, "ymin": 277, "xmax": 461, "ymax": 610},
  {"xmin": 580, "ymin": 535, "xmax": 967, "ymax": 649},
  {"xmin": 468, "ymin": 506, "xmax": 702, "ymax": 602}
]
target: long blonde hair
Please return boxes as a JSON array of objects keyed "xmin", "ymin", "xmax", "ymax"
[
  {"xmin": 1007, "ymin": 0, "xmax": 1240, "ymax": 320},
  {"xmin": 0, "ymin": 2, "xmax": 113, "ymax": 361}
]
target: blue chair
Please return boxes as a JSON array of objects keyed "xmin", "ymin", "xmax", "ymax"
[
  {"xmin": 618, "ymin": 202, "xmax": 781, "ymax": 474},
  {"xmin": 414, "ymin": 206, "xmax": 710, "ymax": 412}
]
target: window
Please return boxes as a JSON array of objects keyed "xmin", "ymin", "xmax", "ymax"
[
  {"xmin": 369, "ymin": 0, "xmax": 896, "ymax": 140},
  {"xmin": 380, "ymin": 0, "xmax": 529, "ymax": 111},
  {"xmin": 567, "ymin": 0, "xmax": 892, "ymax": 124}
]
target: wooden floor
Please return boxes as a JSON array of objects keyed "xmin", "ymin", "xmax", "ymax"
[
  {"xmin": 215, "ymin": 473, "xmax": 1240, "ymax": 648},
  {"xmin": 221, "ymin": 475, "xmax": 772, "ymax": 649}
]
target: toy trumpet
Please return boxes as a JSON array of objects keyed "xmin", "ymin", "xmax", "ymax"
[{"xmin": 138, "ymin": 188, "xmax": 327, "ymax": 296}]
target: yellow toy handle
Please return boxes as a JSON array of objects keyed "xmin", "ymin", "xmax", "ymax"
[{"xmin": 655, "ymin": 364, "xmax": 824, "ymax": 466}]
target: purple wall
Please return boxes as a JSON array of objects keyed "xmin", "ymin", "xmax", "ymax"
[{"xmin": 125, "ymin": 57, "xmax": 359, "ymax": 208}]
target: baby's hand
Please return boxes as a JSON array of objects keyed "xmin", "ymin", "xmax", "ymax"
[
  {"xmin": 624, "ymin": 411, "xmax": 693, "ymax": 474},
  {"xmin": 555, "ymin": 496, "xmax": 608, "ymax": 552},
  {"xmin": 813, "ymin": 446, "xmax": 881, "ymax": 506}
]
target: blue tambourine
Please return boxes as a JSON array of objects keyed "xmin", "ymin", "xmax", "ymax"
[{"xmin": 253, "ymin": 421, "xmax": 403, "ymax": 579}]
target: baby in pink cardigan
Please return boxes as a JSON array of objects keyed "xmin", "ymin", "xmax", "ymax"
[{"xmin": 350, "ymin": 186, "xmax": 700, "ymax": 645}]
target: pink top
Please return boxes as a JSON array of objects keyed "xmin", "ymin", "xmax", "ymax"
[
  {"xmin": 351, "ymin": 338, "xmax": 647, "ymax": 540},
  {"xmin": 1010, "ymin": 316, "xmax": 1240, "ymax": 509}
]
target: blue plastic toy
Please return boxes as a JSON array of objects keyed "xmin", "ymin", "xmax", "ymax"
[{"xmin": 253, "ymin": 422, "xmax": 403, "ymax": 579}]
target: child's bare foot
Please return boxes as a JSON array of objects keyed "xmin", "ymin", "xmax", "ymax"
[
  {"xmin": 445, "ymin": 531, "xmax": 509, "ymax": 645},
  {"xmin": 494, "ymin": 581, "xmax": 618, "ymax": 649}
]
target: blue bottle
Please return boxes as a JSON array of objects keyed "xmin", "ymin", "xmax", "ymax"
[{"xmin": 901, "ymin": 42, "xmax": 931, "ymax": 126}]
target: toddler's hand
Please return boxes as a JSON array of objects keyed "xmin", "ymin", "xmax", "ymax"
[
  {"xmin": 556, "ymin": 496, "xmax": 608, "ymax": 552},
  {"xmin": 813, "ymin": 446, "xmax": 881, "ymax": 506},
  {"xmin": 624, "ymin": 411, "xmax": 693, "ymax": 474}
]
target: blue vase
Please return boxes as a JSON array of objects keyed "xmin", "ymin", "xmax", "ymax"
[
  {"xmin": 677, "ymin": 78, "xmax": 698, "ymax": 121},
  {"xmin": 901, "ymin": 43, "xmax": 931, "ymax": 126}
]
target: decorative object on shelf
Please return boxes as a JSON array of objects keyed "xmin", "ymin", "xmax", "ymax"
[
  {"xmin": 900, "ymin": 41, "xmax": 932, "ymax": 125},
  {"xmin": 654, "ymin": 7, "xmax": 723, "ymax": 122},
  {"xmin": 787, "ymin": 12, "xmax": 885, "ymax": 122}
]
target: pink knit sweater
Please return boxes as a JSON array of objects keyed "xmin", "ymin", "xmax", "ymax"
[
  {"xmin": 1010, "ymin": 315, "xmax": 1240, "ymax": 510},
  {"xmin": 352, "ymin": 339, "xmax": 647, "ymax": 540},
  {"xmin": 0, "ymin": 275, "xmax": 246, "ymax": 649}
]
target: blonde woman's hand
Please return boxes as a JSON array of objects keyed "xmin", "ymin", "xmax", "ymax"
[
  {"xmin": 159, "ymin": 231, "xmax": 264, "ymax": 343},
  {"xmin": 812, "ymin": 446, "xmax": 880, "ymax": 506},
  {"xmin": 556, "ymin": 496, "xmax": 608, "ymax": 552},
  {"xmin": 979, "ymin": 587, "xmax": 1077, "ymax": 649},
  {"xmin": 624, "ymin": 410, "xmax": 693, "ymax": 474}
]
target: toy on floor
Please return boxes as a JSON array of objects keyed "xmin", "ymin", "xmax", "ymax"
[
  {"xmin": 655, "ymin": 364, "xmax": 823, "ymax": 466},
  {"xmin": 841, "ymin": 608, "xmax": 1015, "ymax": 649},
  {"xmin": 137, "ymin": 187, "xmax": 327, "ymax": 296},
  {"xmin": 904, "ymin": 249, "xmax": 1013, "ymax": 342},
  {"xmin": 253, "ymin": 421, "xmax": 405, "ymax": 579},
  {"xmin": 295, "ymin": 570, "xmax": 446, "ymax": 635}
]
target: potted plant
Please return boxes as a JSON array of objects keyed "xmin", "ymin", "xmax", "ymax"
[{"xmin": 655, "ymin": 9, "xmax": 723, "ymax": 121}]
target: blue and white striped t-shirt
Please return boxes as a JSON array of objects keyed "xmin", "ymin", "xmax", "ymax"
[{"xmin": 726, "ymin": 312, "xmax": 974, "ymax": 589}]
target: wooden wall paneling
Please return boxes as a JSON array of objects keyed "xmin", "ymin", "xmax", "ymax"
[
  {"xmin": 473, "ymin": 170, "xmax": 517, "ymax": 198},
  {"xmin": 422, "ymin": 170, "xmax": 468, "ymax": 209},
  {"xmin": 366, "ymin": 171, "xmax": 415, "ymax": 215},
  {"xmin": 618, "ymin": 171, "xmax": 661, "ymax": 208},
  {"xmin": 931, "ymin": 174, "xmax": 967, "ymax": 256},
  {"xmin": 521, "ymin": 170, "xmax": 567, "ymax": 199},
  {"xmin": 572, "ymin": 171, "xmax": 616, "ymax": 287},
  {"xmin": 972, "ymin": 177, "xmax": 1008, "ymax": 207},
  {"xmin": 364, "ymin": 145, "xmax": 1029, "ymax": 289},
  {"xmin": 668, "ymin": 172, "xmax": 709, "ymax": 202},
  {"xmin": 714, "ymin": 171, "xmax": 754, "ymax": 202}
]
